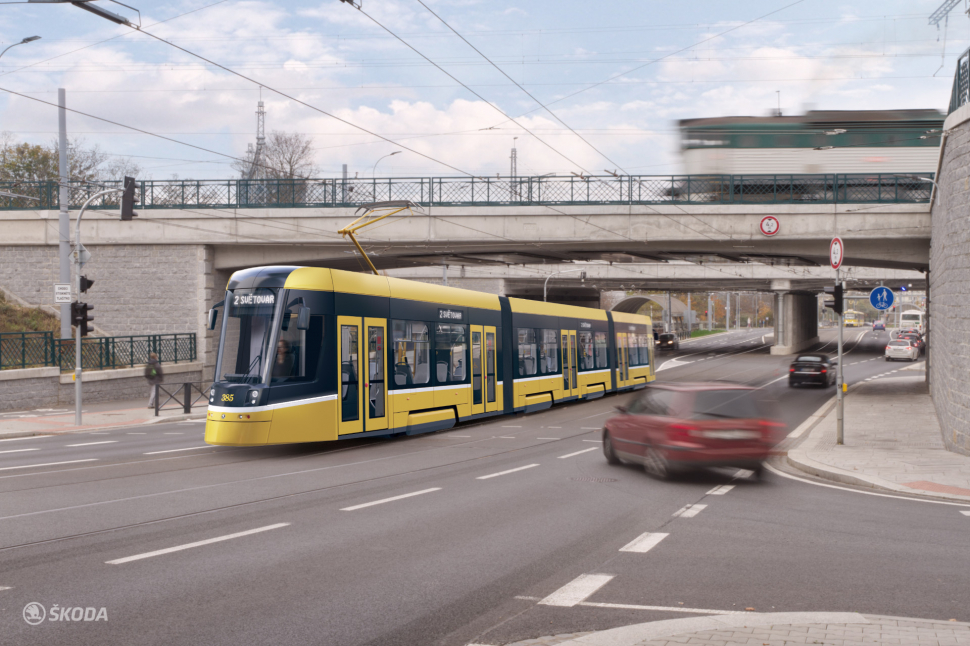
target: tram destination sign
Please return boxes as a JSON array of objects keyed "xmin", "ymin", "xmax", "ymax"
[
  {"xmin": 233, "ymin": 292, "xmax": 276, "ymax": 307},
  {"xmin": 438, "ymin": 308, "xmax": 464, "ymax": 321}
]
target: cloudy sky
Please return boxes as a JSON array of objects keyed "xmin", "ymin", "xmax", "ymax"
[{"xmin": 0, "ymin": 0, "xmax": 964, "ymax": 179}]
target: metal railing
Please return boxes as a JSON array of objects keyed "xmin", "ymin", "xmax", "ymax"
[
  {"xmin": 950, "ymin": 46, "xmax": 970, "ymax": 114},
  {"xmin": 0, "ymin": 332, "xmax": 196, "ymax": 371},
  {"xmin": 0, "ymin": 174, "xmax": 935, "ymax": 211},
  {"xmin": 154, "ymin": 381, "xmax": 211, "ymax": 416}
]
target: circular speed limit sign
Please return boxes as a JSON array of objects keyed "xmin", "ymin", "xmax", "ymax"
[
  {"xmin": 759, "ymin": 216, "xmax": 780, "ymax": 236},
  {"xmin": 830, "ymin": 237, "xmax": 844, "ymax": 270}
]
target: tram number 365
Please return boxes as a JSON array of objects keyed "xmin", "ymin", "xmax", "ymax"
[{"xmin": 221, "ymin": 394, "xmax": 234, "ymax": 402}]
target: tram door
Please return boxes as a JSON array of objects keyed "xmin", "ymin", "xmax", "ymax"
[
  {"xmin": 616, "ymin": 332, "xmax": 630, "ymax": 387},
  {"xmin": 561, "ymin": 330, "xmax": 579, "ymax": 398},
  {"xmin": 338, "ymin": 316, "xmax": 363, "ymax": 435},
  {"xmin": 484, "ymin": 326, "xmax": 498, "ymax": 413},
  {"xmin": 364, "ymin": 318, "xmax": 388, "ymax": 432},
  {"xmin": 471, "ymin": 326, "xmax": 485, "ymax": 416}
]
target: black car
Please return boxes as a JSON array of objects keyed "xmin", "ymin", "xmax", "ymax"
[
  {"xmin": 897, "ymin": 332, "xmax": 923, "ymax": 353},
  {"xmin": 657, "ymin": 333, "xmax": 680, "ymax": 350},
  {"xmin": 789, "ymin": 353, "xmax": 836, "ymax": 387}
]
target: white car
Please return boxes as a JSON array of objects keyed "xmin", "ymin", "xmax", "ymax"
[{"xmin": 885, "ymin": 340, "xmax": 918, "ymax": 361}]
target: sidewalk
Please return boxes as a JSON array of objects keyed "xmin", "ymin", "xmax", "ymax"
[
  {"xmin": 0, "ymin": 398, "xmax": 205, "ymax": 439},
  {"xmin": 785, "ymin": 365, "xmax": 970, "ymax": 503},
  {"xmin": 503, "ymin": 613, "xmax": 970, "ymax": 646}
]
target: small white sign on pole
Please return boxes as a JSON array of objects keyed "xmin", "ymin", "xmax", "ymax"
[{"xmin": 54, "ymin": 283, "xmax": 72, "ymax": 304}]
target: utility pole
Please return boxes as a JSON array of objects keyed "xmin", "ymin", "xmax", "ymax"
[
  {"xmin": 708, "ymin": 293, "xmax": 712, "ymax": 330},
  {"xmin": 58, "ymin": 89, "xmax": 71, "ymax": 340},
  {"xmin": 725, "ymin": 293, "xmax": 731, "ymax": 332},
  {"xmin": 836, "ymin": 276, "xmax": 845, "ymax": 444},
  {"xmin": 686, "ymin": 293, "xmax": 691, "ymax": 338}
]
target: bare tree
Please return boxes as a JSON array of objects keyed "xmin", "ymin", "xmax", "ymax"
[
  {"xmin": 0, "ymin": 132, "xmax": 140, "ymax": 184},
  {"xmin": 232, "ymin": 131, "xmax": 318, "ymax": 180}
]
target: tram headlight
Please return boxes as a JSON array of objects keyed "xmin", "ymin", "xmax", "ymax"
[{"xmin": 248, "ymin": 390, "xmax": 259, "ymax": 404}]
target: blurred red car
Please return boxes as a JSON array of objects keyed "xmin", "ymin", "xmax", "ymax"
[{"xmin": 602, "ymin": 383, "xmax": 786, "ymax": 479}]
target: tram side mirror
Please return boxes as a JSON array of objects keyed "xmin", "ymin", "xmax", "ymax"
[
  {"xmin": 296, "ymin": 306, "xmax": 311, "ymax": 331},
  {"xmin": 207, "ymin": 308, "xmax": 219, "ymax": 331}
]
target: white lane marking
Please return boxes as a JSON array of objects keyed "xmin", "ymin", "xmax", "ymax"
[
  {"xmin": 143, "ymin": 446, "xmax": 215, "ymax": 455},
  {"xmin": 0, "ymin": 436, "xmax": 51, "ymax": 443},
  {"xmin": 960, "ymin": 511, "xmax": 970, "ymax": 516},
  {"xmin": 501, "ymin": 425, "xmax": 521, "ymax": 428},
  {"xmin": 619, "ymin": 532, "xmax": 668, "ymax": 553},
  {"xmin": 672, "ymin": 504, "xmax": 707, "ymax": 518},
  {"xmin": 163, "ymin": 433, "xmax": 184, "ymax": 435},
  {"xmin": 582, "ymin": 440, "xmax": 600, "ymax": 443},
  {"xmin": 735, "ymin": 469, "xmax": 755, "ymax": 479},
  {"xmin": 558, "ymin": 447, "xmax": 599, "ymax": 459},
  {"xmin": 0, "ymin": 448, "xmax": 40, "ymax": 455},
  {"xmin": 340, "ymin": 487, "xmax": 441, "ymax": 511},
  {"xmin": 763, "ymin": 463, "xmax": 970, "ymax": 508},
  {"xmin": 581, "ymin": 427, "xmax": 601, "ymax": 430},
  {"xmin": 707, "ymin": 484, "xmax": 735, "ymax": 495},
  {"xmin": 548, "ymin": 426, "xmax": 562, "ymax": 429},
  {"xmin": 579, "ymin": 601, "xmax": 746, "ymax": 615},
  {"xmin": 0, "ymin": 459, "xmax": 97, "ymax": 472},
  {"xmin": 499, "ymin": 436, "xmax": 516, "ymax": 439},
  {"xmin": 66, "ymin": 441, "xmax": 117, "ymax": 447},
  {"xmin": 538, "ymin": 574, "xmax": 614, "ymax": 607},
  {"xmin": 477, "ymin": 464, "xmax": 539, "ymax": 480},
  {"xmin": 127, "ymin": 433, "xmax": 147, "ymax": 435},
  {"xmin": 537, "ymin": 437, "xmax": 560, "ymax": 440},
  {"xmin": 656, "ymin": 358, "xmax": 693, "ymax": 372},
  {"xmin": 106, "ymin": 523, "xmax": 290, "ymax": 565}
]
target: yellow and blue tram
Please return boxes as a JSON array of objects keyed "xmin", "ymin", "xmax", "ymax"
[{"xmin": 204, "ymin": 266, "xmax": 654, "ymax": 446}]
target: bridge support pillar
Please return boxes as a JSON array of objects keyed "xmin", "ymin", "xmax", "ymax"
[{"xmin": 770, "ymin": 292, "xmax": 819, "ymax": 355}]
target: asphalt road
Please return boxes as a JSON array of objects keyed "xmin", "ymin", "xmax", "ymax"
[{"xmin": 1, "ymin": 327, "xmax": 966, "ymax": 646}]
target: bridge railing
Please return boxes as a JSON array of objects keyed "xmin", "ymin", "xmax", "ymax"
[
  {"xmin": 950, "ymin": 46, "xmax": 970, "ymax": 114},
  {"xmin": 0, "ymin": 174, "xmax": 934, "ymax": 210},
  {"xmin": 0, "ymin": 332, "xmax": 197, "ymax": 372}
]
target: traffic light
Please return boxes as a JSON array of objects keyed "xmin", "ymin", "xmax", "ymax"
[
  {"xmin": 72, "ymin": 302, "xmax": 94, "ymax": 337},
  {"xmin": 823, "ymin": 283, "xmax": 844, "ymax": 315},
  {"xmin": 121, "ymin": 176, "xmax": 138, "ymax": 221},
  {"xmin": 79, "ymin": 275, "xmax": 94, "ymax": 293}
]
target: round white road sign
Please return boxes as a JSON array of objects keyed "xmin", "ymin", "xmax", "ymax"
[
  {"xmin": 759, "ymin": 216, "xmax": 780, "ymax": 236},
  {"xmin": 830, "ymin": 237, "xmax": 844, "ymax": 270}
]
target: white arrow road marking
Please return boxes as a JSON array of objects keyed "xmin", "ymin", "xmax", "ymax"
[{"xmin": 656, "ymin": 358, "xmax": 693, "ymax": 372}]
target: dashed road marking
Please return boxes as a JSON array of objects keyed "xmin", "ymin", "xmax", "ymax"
[
  {"xmin": 619, "ymin": 532, "xmax": 669, "ymax": 553},
  {"xmin": 707, "ymin": 484, "xmax": 735, "ymax": 495},
  {"xmin": 0, "ymin": 448, "xmax": 40, "ymax": 455},
  {"xmin": 0, "ymin": 459, "xmax": 97, "ymax": 472},
  {"xmin": 106, "ymin": 523, "xmax": 290, "ymax": 565},
  {"xmin": 66, "ymin": 441, "xmax": 117, "ymax": 447},
  {"xmin": 961, "ymin": 511, "xmax": 970, "ymax": 517},
  {"xmin": 499, "ymin": 436, "xmax": 516, "ymax": 439},
  {"xmin": 581, "ymin": 427, "xmax": 600, "ymax": 430},
  {"xmin": 579, "ymin": 601, "xmax": 748, "ymax": 615},
  {"xmin": 143, "ymin": 446, "xmax": 214, "ymax": 455},
  {"xmin": 341, "ymin": 488, "xmax": 441, "ymax": 511},
  {"xmin": 672, "ymin": 504, "xmax": 707, "ymax": 518},
  {"xmin": 538, "ymin": 574, "xmax": 614, "ymax": 607},
  {"xmin": 582, "ymin": 439, "xmax": 600, "ymax": 443},
  {"xmin": 477, "ymin": 464, "xmax": 539, "ymax": 480},
  {"xmin": 558, "ymin": 447, "xmax": 598, "ymax": 459}
]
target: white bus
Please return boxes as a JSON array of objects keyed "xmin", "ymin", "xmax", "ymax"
[{"xmin": 900, "ymin": 310, "xmax": 924, "ymax": 333}]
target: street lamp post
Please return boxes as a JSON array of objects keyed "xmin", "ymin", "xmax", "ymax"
[
  {"xmin": 543, "ymin": 268, "xmax": 587, "ymax": 302},
  {"xmin": 72, "ymin": 188, "xmax": 124, "ymax": 426},
  {"xmin": 372, "ymin": 151, "xmax": 401, "ymax": 179},
  {"xmin": 0, "ymin": 35, "xmax": 41, "ymax": 62}
]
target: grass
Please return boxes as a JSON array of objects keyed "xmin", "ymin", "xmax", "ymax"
[
  {"xmin": 690, "ymin": 329, "xmax": 726, "ymax": 338},
  {"xmin": 0, "ymin": 291, "xmax": 60, "ymax": 334}
]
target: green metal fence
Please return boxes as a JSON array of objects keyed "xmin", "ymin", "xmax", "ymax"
[
  {"xmin": 950, "ymin": 47, "xmax": 970, "ymax": 114},
  {"xmin": 0, "ymin": 332, "xmax": 196, "ymax": 372},
  {"xmin": 0, "ymin": 173, "xmax": 935, "ymax": 211}
]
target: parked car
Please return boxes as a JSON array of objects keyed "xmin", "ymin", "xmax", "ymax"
[
  {"xmin": 657, "ymin": 333, "xmax": 680, "ymax": 350},
  {"xmin": 885, "ymin": 339, "xmax": 919, "ymax": 361},
  {"xmin": 789, "ymin": 353, "xmax": 836, "ymax": 387},
  {"xmin": 602, "ymin": 383, "xmax": 786, "ymax": 479},
  {"xmin": 872, "ymin": 320, "xmax": 885, "ymax": 331}
]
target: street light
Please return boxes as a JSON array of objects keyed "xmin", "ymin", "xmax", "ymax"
[
  {"xmin": 543, "ymin": 268, "xmax": 587, "ymax": 302},
  {"xmin": 0, "ymin": 36, "xmax": 41, "ymax": 62},
  {"xmin": 907, "ymin": 175, "xmax": 942, "ymax": 206},
  {"xmin": 372, "ymin": 151, "xmax": 401, "ymax": 178}
]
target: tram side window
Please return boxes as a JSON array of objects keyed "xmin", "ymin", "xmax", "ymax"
[
  {"xmin": 271, "ymin": 313, "xmax": 323, "ymax": 383},
  {"xmin": 578, "ymin": 331, "xmax": 594, "ymax": 371},
  {"xmin": 637, "ymin": 333, "xmax": 652, "ymax": 366},
  {"xmin": 391, "ymin": 320, "xmax": 430, "ymax": 386},
  {"xmin": 435, "ymin": 324, "xmax": 467, "ymax": 384},
  {"xmin": 517, "ymin": 328, "xmax": 537, "ymax": 376},
  {"xmin": 594, "ymin": 332, "xmax": 608, "ymax": 369},
  {"xmin": 539, "ymin": 329, "xmax": 559, "ymax": 374},
  {"xmin": 627, "ymin": 333, "xmax": 639, "ymax": 367}
]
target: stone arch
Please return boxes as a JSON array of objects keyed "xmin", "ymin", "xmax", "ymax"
[{"xmin": 610, "ymin": 294, "xmax": 689, "ymax": 317}]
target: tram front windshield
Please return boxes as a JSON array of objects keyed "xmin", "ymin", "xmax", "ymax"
[{"xmin": 217, "ymin": 288, "xmax": 280, "ymax": 384}]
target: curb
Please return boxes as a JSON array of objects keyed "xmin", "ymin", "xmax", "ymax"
[
  {"xmin": 0, "ymin": 412, "xmax": 206, "ymax": 440},
  {"xmin": 551, "ymin": 612, "xmax": 870, "ymax": 646}
]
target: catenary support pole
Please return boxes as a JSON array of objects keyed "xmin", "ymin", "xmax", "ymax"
[
  {"xmin": 925, "ymin": 271, "xmax": 930, "ymax": 386},
  {"xmin": 58, "ymin": 89, "xmax": 71, "ymax": 340}
]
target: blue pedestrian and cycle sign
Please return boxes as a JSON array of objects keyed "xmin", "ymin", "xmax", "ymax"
[{"xmin": 869, "ymin": 286, "xmax": 895, "ymax": 311}]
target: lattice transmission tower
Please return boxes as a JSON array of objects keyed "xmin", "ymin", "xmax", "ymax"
[{"xmin": 245, "ymin": 98, "xmax": 267, "ymax": 180}]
